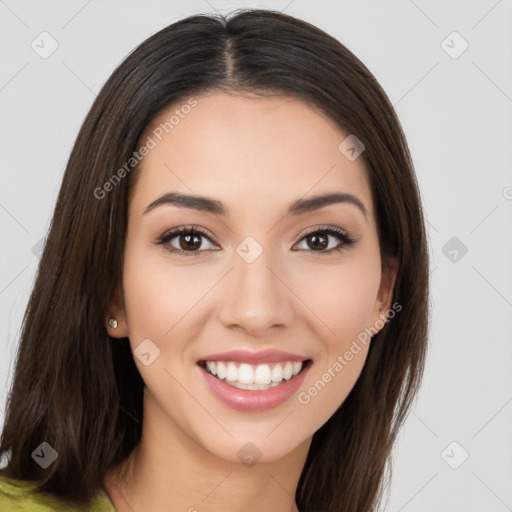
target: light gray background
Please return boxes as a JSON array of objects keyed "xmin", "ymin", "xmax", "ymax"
[{"xmin": 1, "ymin": 1, "xmax": 511, "ymax": 510}]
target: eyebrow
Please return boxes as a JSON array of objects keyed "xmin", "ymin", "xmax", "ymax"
[{"xmin": 144, "ymin": 191, "xmax": 368, "ymax": 218}]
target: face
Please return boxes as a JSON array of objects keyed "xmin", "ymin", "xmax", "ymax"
[{"xmin": 108, "ymin": 92, "xmax": 397, "ymax": 464}]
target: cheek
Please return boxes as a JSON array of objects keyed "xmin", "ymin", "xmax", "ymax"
[
  {"xmin": 294, "ymin": 253, "xmax": 382, "ymax": 344},
  {"xmin": 122, "ymin": 246, "xmax": 211, "ymax": 339},
  {"xmin": 123, "ymin": 268, "xmax": 169, "ymax": 339},
  {"xmin": 123, "ymin": 236, "xmax": 382, "ymax": 348},
  {"xmin": 293, "ymin": 252, "xmax": 382, "ymax": 426},
  {"xmin": 295, "ymin": 268, "xmax": 380, "ymax": 430}
]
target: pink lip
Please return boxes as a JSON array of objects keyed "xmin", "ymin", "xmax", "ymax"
[
  {"xmin": 198, "ymin": 361, "xmax": 311, "ymax": 412},
  {"xmin": 198, "ymin": 349, "xmax": 308, "ymax": 365}
]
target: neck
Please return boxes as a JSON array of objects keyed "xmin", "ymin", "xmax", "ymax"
[{"xmin": 104, "ymin": 395, "xmax": 310, "ymax": 512}]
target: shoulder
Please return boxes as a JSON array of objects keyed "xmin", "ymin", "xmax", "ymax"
[{"xmin": 0, "ymin": 475, "xmax": 116, "ymax": 511}]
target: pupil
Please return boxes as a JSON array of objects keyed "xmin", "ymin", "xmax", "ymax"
[
  {"xmin": 181, "ymin": 234, "xmax": 201, "ymax": 250},
  {"xmin": 309, "ymin": 233, "xmax": 327, "ymax": 250}
]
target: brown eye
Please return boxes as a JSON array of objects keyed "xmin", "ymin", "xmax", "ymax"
[
  {"xmin": 306, "ymin": 232, "xmax": 329, "ymax": 251},
  {"xmin": 295, "ymin": 227, "xmax": 356, "ymax": 255},
  {"xmin": 155, "ymin": 226, "xmax": 218, "ymax": 257},
  {"xmin": 177, "ymin": 233, "xmax": 202, "ymax": 251}
]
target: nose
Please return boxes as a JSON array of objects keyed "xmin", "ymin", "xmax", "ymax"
[{"xmin": 217, "ymin": 246, "xmax": 295, "ymax": 337}]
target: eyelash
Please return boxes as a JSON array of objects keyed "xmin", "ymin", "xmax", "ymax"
[{"xmin": 154, "ymin": 225, "xmax": 357, "ymax": 257}]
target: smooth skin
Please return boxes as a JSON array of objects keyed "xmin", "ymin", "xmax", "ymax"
[{"xmin": 103, "ymin": 92, "xmax": 398, "ymax": 512}]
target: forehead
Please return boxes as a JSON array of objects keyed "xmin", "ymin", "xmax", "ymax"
[{"xmin": 133, "ymin": 92, "xmax": 373, "ymax": 218}]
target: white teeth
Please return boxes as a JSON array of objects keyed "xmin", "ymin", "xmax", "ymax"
[
  {"xmin": 203, "ymin": 360, "xmax": 304, "ymax": 388},
  {"xmin": 271, "ymin": 364, "xmax": 283, "ymax": 382},
  {"xmin": 216, "ymin": 362, "xmax": 226, "ymax": 380},
  {"xmin": 226, "ymin": 362, "xmax": 238, "ymax": 382},
  {"xmin": 283, "ymin": 362, "xmax": 293, "ymax": 380},
  {"xmin": 254, "ymin": 364, "xmax": 272, "ymax": 385},
  {"xmin": 230, "ymin": 381, "xmax": 281, "ymax": 390},
  {"xmin": 238, "ymin": 363, "xmax": 254, "ymax": 384},
  {"xmin": 206, "ymin": 361, "xmax": 217, "ymax": 375},
  {"xmin": 229, "ymin": 382, "xmax": 279, "ymax": 391}
]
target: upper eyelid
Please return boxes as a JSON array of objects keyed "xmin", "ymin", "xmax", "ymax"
[
  {"xmin": 156, "ymin": 225, "xmax": 216, "ymax": 244},
  {"xmin": 300, "ymin": 225, "xmax": 351, "ymax": 237}
]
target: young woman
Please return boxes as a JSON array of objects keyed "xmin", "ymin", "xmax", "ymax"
[{"xmin": 0, "ymin": 8, "xmax": 429, "ymax": 512}]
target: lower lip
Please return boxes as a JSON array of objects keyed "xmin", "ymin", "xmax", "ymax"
[{"xmin": 199, "ymin": 363, "xmax": 311, "ymax": 412}]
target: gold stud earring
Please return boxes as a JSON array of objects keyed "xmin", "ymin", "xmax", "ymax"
[{"xmin": 108, "ymin": 318, "xmax": 118, "ymax": 329}]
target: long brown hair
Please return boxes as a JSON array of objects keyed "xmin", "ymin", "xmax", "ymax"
[{"xmin": 0, "ymin": 9, "xmax": 429, "ymax": 511}]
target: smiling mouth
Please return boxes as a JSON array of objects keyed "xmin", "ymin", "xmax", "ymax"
[{"xmin": 198, "ymin": 359, "xmax": 312, "ymax": 390}]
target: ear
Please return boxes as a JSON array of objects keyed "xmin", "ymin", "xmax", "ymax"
[
  {"xmin": 106, "ymin": 287, "xmax": 129, "ymax": 338},
  {"xmin": 370, "ymin": 256, "xmax": 399, "ymax": 332}
]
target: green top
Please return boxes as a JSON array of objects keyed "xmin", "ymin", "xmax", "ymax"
[{"xmin": 0, "ymin": 476, "xmax": 117, "ymax": 511}]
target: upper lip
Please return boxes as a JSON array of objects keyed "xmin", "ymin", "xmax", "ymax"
[{"xmin": 198, "ymin": 349, "xmax": 310, "ymax": 365}]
